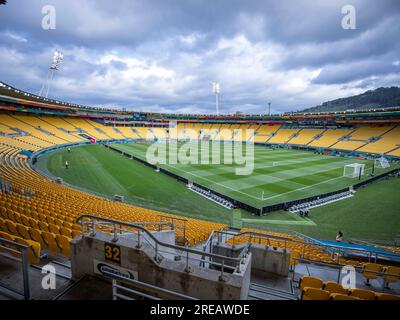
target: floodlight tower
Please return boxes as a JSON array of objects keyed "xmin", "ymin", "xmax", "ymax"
[
  {"xmin": 39, "ymin": 50, "xmax": 64, "ymax": 98},
  {"xmin": 268, "ymin": 102, "xmax": 271, "ymax": 116},
  {"xmin": 212, "ymin": 81, "xmax": 220, "ymax": 116}
]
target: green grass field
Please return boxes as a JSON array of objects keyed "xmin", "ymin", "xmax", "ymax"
[
  {"xmin": 36, "ymin": 142, "xmax": 400, "ymax": 243},
  {"xmin": 112, "ymin": 141, "xmax": 382, "ymax": 207}
]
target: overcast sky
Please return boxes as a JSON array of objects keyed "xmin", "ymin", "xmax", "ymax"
[{"xmin": 0, "ymin": 0, "xmax": 399, "ymax": 114}]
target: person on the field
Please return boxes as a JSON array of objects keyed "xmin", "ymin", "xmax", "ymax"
[
  {"xmin": 68, "ymin": 147, "xmax": 71, "ymax": 153},
  {"xmin": 336, "ymin": 231, "xmax": 343, "ymax": 242},
  {"xmin": 65, "ymin": 160, "xmax": 69, "ymax": 169}
]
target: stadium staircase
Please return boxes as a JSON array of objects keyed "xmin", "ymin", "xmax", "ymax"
[
  {"xmin": 327, "ymin": 129, "xmax": 357, "ymax": 148},
  {"xmin": 113, "ymin": 127, "xmax": 127, "ymax": 138},
  {"xmin": 84, "ymin": 119, "xmax": 113, "ymax": 140},
  {"xmin": 264, "ymin": 128, "xmax": 278, "ymax": 143},
  {"xmin": 285, "ymin": 129, "xmax": 302, "ymax": 144},
  {"xmin": 306, "ymin": 129, "xmax": 327, "ymax": 146}
]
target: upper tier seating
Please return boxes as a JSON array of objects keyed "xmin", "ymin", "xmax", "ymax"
[
  {"xmin": 358, "ymin": 126, "xmax": 400, "ymax": 155},
  {"xmin": 267, "ymin": 128, "xmax": 300, "ymax": 144},
  {"xmin": 331, "ymin": 126, "xmax": 393, "ymax": 151},
  {"xmin": 288, "ymin": 129, "xmax": 325, "ymax": 145},
  {"xmin": 254, "ymin": 125, "xmax": 280, "ymax": 143},
  {"xmin": 308, "ymin": 129, "xmax": 353, "ymax": 148}
]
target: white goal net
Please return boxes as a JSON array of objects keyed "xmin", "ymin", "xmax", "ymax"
[
  {"xmin": 343, "ymin": 163, "xmax": 365, "ymax": 178},
  {"xmin": 374, "ymin": 156, "xmax": 390, "ymax": 169}
]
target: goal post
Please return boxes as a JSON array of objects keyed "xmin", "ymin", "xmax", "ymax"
[
  {"xmin": 343, "ymin": 163, "xmax": 365, "ymax": 178},
  {"xmin": 374, "ymin": 156, "xmax": 390, "ymax": 169}
]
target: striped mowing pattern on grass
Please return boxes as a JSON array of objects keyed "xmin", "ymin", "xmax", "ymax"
[{"xmin": 111, "ymin": 142, "xmax": 381, "ymax": 207}]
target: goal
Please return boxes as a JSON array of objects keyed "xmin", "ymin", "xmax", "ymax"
[
  {"xmin": 374, "ymin": 156, "xmax": 390, "ymax": 169},
  {"xmin": 343, "ymin": 163, "xmax": 365, "ymax": 178}
]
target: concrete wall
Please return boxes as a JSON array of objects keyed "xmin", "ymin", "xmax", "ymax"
[
  {"xmin": 70, "ymin": 232, "xmax": 252, "ymax": 300},
  {"xmin": 249, "ymin": 244, "xmax": 290, "ymax": 277},
  {"xmin": 212, "ymin": 242, "xmax": 290, "ymax": 277}
]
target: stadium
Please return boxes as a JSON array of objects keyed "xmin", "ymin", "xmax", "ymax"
[
  {"xmin": 1, "ymin": 81, "xmax": 400, "ymax": 301},
  {"xmin": 0, "ymin": 0, "xmax": 400, "ymax": 306}
]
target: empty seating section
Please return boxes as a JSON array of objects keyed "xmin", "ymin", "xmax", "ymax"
[
  {"xmin": 232, "ymin": 124, "xmax": 248, "ymax": 142},
  {"xmin": 117, "ymin": 126, "xmax": 141, "ymax": 139},
  {"xmin": 288, "ymin": 129, "xmax": 324, "ymax": 145},
  {"xmin": 267, "ymin": 128, "xmax": 300, "ymax": 144},
  {"xmin": 308, "ymin": 129, "xmax": 352, "ymax": 148},
  {"xmin": 91, "ymin": 122, "xmax": 125, "ymax": 139},
  {"xmin": 44, "ymin": 117, "xmax": 87, "ymax": 142},
  {"xmin": 215, "ymin": 124, "xmax": 233, "ymax": 140},
  {"xmin": 134, "ymin": 127, "xmax": 149, "ymax": 139},
  {"xmin": 0, "ymin": 114, "xmax": 59, "ymax": 148},
  {"xmin": 35, "ymin": 116, "xmax": 84, "ymax": 143},
  {"xmin": 0, "ymin": 229, "xmax": 41, "ymax": 264},
  {"xmin": 0, "ymin": 132, "xmax": 226, "ymax": 262},
  {"xmin": 0, "ymin": 123, "xmax": 18, "ymax": 134},
  {"xmin": 359, "ymin": 126, "xmax": 400, "ymax": 155},
  {"xmin": 254, "ymin": 125, "xmax": 280, "ymax": 143},
  {"xmin": 149, "ymin": 128, "xmax": 168, "ymax": 140},
  {"xmin": 299, "ymin": 276, "xmax": 400, "ymax": 300},
  {"xmin": 331, "ymin": 126, "xmax": 393, "ymax": 151}
]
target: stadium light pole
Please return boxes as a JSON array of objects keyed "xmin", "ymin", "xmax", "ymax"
[
  {"xmin": 39, "ymin": 50, "xmax": 64, "ymax": 98},
  {"xmin": 268, "ymin": 102, "xmax": 271, "ymax": 116},
  {"xmin": 212, "ymin": 82, "xmax": 220, "ymax": 116}
]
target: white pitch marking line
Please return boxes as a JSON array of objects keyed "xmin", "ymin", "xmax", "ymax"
[{"xmin": 262, "ymin": 166, "xmax": 373, "ymax": 201}]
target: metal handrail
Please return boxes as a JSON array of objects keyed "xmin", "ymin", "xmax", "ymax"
[
  {"xmin": 0, "ymin": 236, "xmax": 39, "ymax": 259},
  {"xmin": 105, "ymin": 270, "xmax": 198, "ymax": 300},
  {"xmin": 76, "ymin": 214, "xmax": 248, "ymax": 272},
  {"xmin": 95, "ymin": 220, "xmax": 174, "ymax": 232},
  {"xmin": 292, "ymin": 257, "xmax": 400, "ymax": 289},
  {"xmin": 225, "ymin": 229, "xmax": 400, "ymax": 261},
  {"xmin": 0, "ymin": 237, "xmax": 32, "ymax": 300}
]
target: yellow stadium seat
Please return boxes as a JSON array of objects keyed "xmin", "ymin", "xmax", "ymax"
[
  {"xmin": 362, "ymin": 263, "xmax": 383, "ymax": 285},
  {"xmin": 330, "ymin": 293, "xmax": 360, "ymax": 300},
  {"xmin": 301, "ymin": 287, "xmax": 330, "ymax": 300},
  {"xmin": 323, "ymin": 282, "xmax": 349, "ymax": 295},
  {"xmin": 60, "ymin": 227, "xmax": 72, "ymax": 238},
  {"xmin": 28, "ymin": 228, "xmax": 46, "ymax": 248},
  {"xmin": 349, "ymin": 288, "xmax": 376, "ymax": 300},
  {"xmin": 0, "ymin": 231, "xmax": 19, "ymax": 258},
  {"xmin": 56, "ymin": 234, "xmax": 71, "ymax": 257},
  {"xmin": 14, "ymin": 237, "xmax": 41, "ymax": 264},
  {"xmin": 16, "ymin": 224, "xmax": 31, "ymax": 240},
  {"xmin": 48, "ymin": 223, "xmax": 60, "ymax": 235},
  {"xmin": 5, "ymin": 220, "xmax": 18, "ymax": 236},
  {"xmin": 375, "ymin": 293, "xmax": 400, "ymax": 300},
  {"xmin": 382, "ymin": 266, "xmax": 400, "ymax": 288},
  {"xmin": 299, "ymin": 276, "xmax": 323, "ymax": 291},
  {"xmin": 42, "ymin": 232, "xmax": 61, "ymax": 254},
  {"xmin": 38, "ymin": 221, "xmax": 50, "ymax": 232}
]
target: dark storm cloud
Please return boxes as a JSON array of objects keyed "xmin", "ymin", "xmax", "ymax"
[{"xmin": 0, "ymin": 0, "xmax": 399, "ymax": 113}]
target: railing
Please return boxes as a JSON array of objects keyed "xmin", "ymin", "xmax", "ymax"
[
  {"xmin": 159, "ymin": 215, "xmax": 187, "ymax": 245},
  {"xmin": 199, "ymin": 229, "xmax": 294, "ymax": 268},
  {"xmin": 292, "ymin": 257, "xmax": 400, "ymax": 292},
  {"xmin": 0, "ymin": 237, "xmax": 36, "ymax": 300},
  {"xmin": 76, "ymin": 214, "xmax": 250, "ymax": 277},
  {"xmin": 106, "ymin": 270, "xmax": 197, "ymax": 300},
  {"xmin": 219, "ymin": 229, "xmax": 400, "ymax": 265}
]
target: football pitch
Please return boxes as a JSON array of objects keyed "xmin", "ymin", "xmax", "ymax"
[
  {"xmin": 111, "ymin": 141, "xmax": 382, "ymax": 207},
  {"xmin": 36, "ymin": 143, "xmax": 400, "ymax": 242}
]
